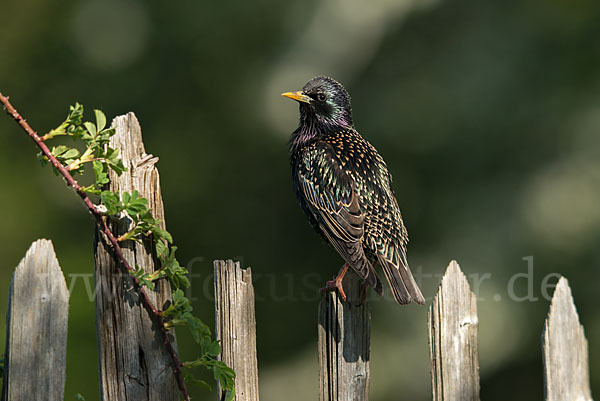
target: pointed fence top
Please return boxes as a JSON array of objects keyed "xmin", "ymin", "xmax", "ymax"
[
  {"xmin": 2, "ymin": 239, "xmax": 70, "ymax": 401},
  {"xmin": 546, "ymin": 277, "xmax": 581, "ymax": 322},
  {"xmin": 111, "ymin": 113, "xmax": 154, "ymax": 169},
  {"xmin": 13, "ymin": 238, "xmax": 70, "ymax": 303},
  {"xmin": 543, "ymin": 276, "xmax": 592, "ymax": 401},
  {"xmin": 439, "ymin": 260, "xmax": 469, "ymax": 289},
  {"xmin": 429, "ymin": 260, "xmax": 480, "ymax": 401}
]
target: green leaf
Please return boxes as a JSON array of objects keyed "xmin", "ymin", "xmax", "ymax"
[
  {"xmin": 224, "ymin": 389, "xmax": 235, "ymax": 401},
  {"xmin": 204, "ymin": 340, "xmax": 221, "ymax": 357},
  {"xmin": 158, "ymin": 246, "xmax": 190, "ymax": 289},
  {"xmin": 94, "ymin": 109, "xmax": 107, "ymax": 132},
  {"xmin": 93, "ymin": 161, "xmax": 109, "ymax": 185},
  {"xmin": 162, "ymin": 289, "xmax": 192, "ymax": 317},
  {"xmin": 121, "ymin": 190, "xmax": 149, "ymax": 218},
  {"xmin": 186, "ymin": 313, "xmax": 210, "ymax": 344},
  {"xmin": 162, "ymin": 293, "xmax": 212, "ymax": 342},
  {"xmin": 100, "ymin": 190, "xmax": 122, "ymax": 215},
  {"xmin": 107, "ymin": 157, "xmax": 126, "ymax": 176},
  {"xmin": 142, "ymin": 276, "xmax": 155, "ymax": 290},
  {"xmin": 217, "ymin": 363, "xmax": 236, "ymax": 391},
  {"xmin": 184, "ymin": 373, "xmax": 212, "ymax": 391},
  {"xmin": 44, "ymin": 103, "xmax": 85, "ymax": 140},
  {"xmin": 155, "ymin": 240, "xmax": 168, "ymax": 259},
  {"xmin": 213, "ymin": 365, "xmax": 221, "ymax": 381},
  {"xmin": 131, "ymin": 265, "xmax": 155, "ymax": 290},
  {"xmin": 51, "ymin": 145, "xmax": 70, "ymax": 157},
  {"xmin": 68, "ymin": 103, "xmax": 84, "ymax": 124},
  {"xmin": 153, "ymin": 226, "xmax": 173, "ymax": 244},
  {"xmin": 74, "ymin": 394, "xmax": 86, "ymax": 401},
  {"xmin": 62, "ymin": 148, "xmax": 80, "ymax": 160},
  {"xmin": 178, "ymin": 275, "xmax": 191, "ymax": 288},
  {"xmin": 78, "ymin": 127, "xmax": 93, "ymax": 140},
  {"xmin": 126, "ymin": 199, "xmax": 148, "ymax": 216},
  {"xmin": 84, "ymin": 121, "xmax": 97, "ymax": 137},
  {"xmin": 98, "ymin": 127, "xmax": 117, "ymax": 141}
]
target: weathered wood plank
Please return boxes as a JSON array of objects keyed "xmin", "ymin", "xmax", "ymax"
[
  {"xmin": 214, "ymin": 260, "xmax": 259, "ymax": 401},
  {"xmin": 94, "ymin": 113, "xmax": 178, "ymax": 401},
  {"xmin": 318, "ymin": 270, "xmax": 370, "ymax": 401},
  {"xmin": 428, "ymin": 260, "xmax": 480, "ymax": 401},
  {"xmin": 542, "ymin": 277, "xmax": 593, "ymax": 401},
  {"xmin": 1, "ymin": 239, "xmax": 69, "ymax": 401}
]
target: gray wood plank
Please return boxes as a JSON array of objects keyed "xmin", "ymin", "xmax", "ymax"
[
  {"xmin": 428, "ymin": 260, "xmax": 480, "ymax": 401},
  {"xmin": 318, "ymin": 270, "xmax": 370, "ymax": 401},
  {"xmin": 542, "ymin": 277, "xmax": 593, "ymax": 401},
  {"xmin": 214, "ymin": 260, "xmax": 259, "ymax": 401},
  {"xmin": 1, "ymin": 239, "xmax": 69, "ymax": 401},
  {"xmin": 94, "ymin": 113, "xmax": 178, "ymax": 401}
]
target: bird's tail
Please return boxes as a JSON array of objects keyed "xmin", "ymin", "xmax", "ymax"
[{"xmin": 378, "ymin": 256, "xmax": 425, "ymax": 305}]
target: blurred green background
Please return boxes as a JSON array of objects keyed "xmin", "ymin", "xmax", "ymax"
[{"xmin": 1, "ymin": 0, "xmax": 598, "ymax": 399}]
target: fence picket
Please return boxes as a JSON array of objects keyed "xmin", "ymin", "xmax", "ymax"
[
  {"xmin": 1, "ymin": 239, "xmax": 69, "ymax": 401},
  {"xmin": 318, "ymin": 271, "xmax": 370, "ymax": 401},
  {"xmin": 94, "ymin": 113, "xmax": 179, "ymax": 401},
  {"xmin": 429, "ymin": 260, "xmax": 480, "ymax": 401},
  {"xmin": 214, "ymin": 260, "xmax": 260, "ymax": 401},
  {"xmin": 542, "ymin": 277, "xmax": 593, "ymax": 401}
]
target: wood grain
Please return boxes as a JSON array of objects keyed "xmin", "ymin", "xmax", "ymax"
[
  {"xmin": 429, "ymin": 260, "xmax": 480, "ymax": 401},
  {"xmin": 542, "ymin": 277, "xmax": 592, "ymax": 401},
  {"xmin": 2, "ymin": 239, "xmax": 69, "ymax": 401},
  {"xmin": 94, "ymin": 113, "xmax": 178, "ymax": 401},
  {"xmin": 214, "ymin": 260, "xmax": 260, "ymax": 401},
  {"xmin": 318, "ymin": 270, "xmax": 370, "ymax": 401}
]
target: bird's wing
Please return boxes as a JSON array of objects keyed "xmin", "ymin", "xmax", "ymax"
[
  {"xmin": 296, "ymin": 144, "xmax": 381, "ymax": 292},
  {"xmin": 360, "ymin": 147, "xmax": 425, "ymax": 305}
]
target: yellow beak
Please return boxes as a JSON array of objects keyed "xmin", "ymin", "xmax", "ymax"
[{"xmin": 281, "ymin": 91, "xmax": 312, "ymax": 104}]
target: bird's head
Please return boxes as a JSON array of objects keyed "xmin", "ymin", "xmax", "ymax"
[{"xmin": 282, "ymin": 76, "xmax": 353, "ymax": 130}]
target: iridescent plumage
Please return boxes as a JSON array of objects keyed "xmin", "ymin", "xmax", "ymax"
[{"xmin": 284, "ymin": 76, "xmax": 425, "ymax": 305}]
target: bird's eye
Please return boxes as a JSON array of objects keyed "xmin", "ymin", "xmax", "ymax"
[{"xmin": 317, "ymin": 93, "xmax": 327, "ymax": 102}]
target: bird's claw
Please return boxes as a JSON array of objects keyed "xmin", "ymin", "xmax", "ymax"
[{"xmin": 320, "ymin": 278, "xmax": 347, "ymax": 303}]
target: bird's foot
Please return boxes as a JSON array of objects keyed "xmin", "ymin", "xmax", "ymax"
[{"xmin": 320, "ymin": 277, "xmax": 347, "ymax": 303}]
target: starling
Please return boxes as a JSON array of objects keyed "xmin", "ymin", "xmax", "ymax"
[{"xmin": 282, "ymin": 76, "xmax": 425, "ymax": 305}]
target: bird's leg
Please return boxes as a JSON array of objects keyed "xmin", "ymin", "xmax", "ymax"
[{"xmin": 320, "ymin": 263, "xmax": 349, "ymax": 302}]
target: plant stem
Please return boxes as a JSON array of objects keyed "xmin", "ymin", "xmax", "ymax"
[
  {"xmin": 66, "ymin": 156, "xmax": 104, "ymax": 171},
  {"xmin": 41, "ymin": 128, "xmax": 69, "ymax": 141},
  {"xmin": 0, "ymin": 93, "xmax": 191, "ymax": 401},
  {"xmin": 116, "ymin": 226, "xmax": 137, "ymax": 242}
]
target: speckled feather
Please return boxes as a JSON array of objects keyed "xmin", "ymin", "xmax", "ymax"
[{"xmin": 287, "ymin": 76, "xmax": 425, "ymax": 305}]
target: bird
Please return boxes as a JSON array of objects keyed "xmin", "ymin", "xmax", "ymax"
[{"xmin": 282, "ymin": 76, "xmax": 425, "ymax": 305}]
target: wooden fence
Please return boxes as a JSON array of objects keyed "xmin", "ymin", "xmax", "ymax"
[
  {"xmin": 94, "ymin": 113, "xmax": 179, "ymax": 401},
  {"xmin": 1, "ymin": 114, "xmax": 594, "ymax": 401}
]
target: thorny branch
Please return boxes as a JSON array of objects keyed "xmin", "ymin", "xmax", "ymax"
[{"xmin": 0, "ymin": 93, "xmax": 191, "ymax": 401}]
